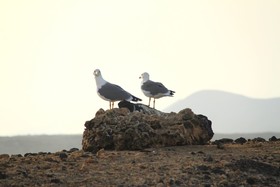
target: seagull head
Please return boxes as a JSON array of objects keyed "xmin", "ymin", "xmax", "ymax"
[
  {"xmin": 139, "ymin": 72, "xmax": 150, "ymax": 82},
  {"xmin": 93, "ymin": 69, "xmax": 101, "ymax": 77}
]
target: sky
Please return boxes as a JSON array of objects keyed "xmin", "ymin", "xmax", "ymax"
[{"xmin": 1, "ymin": 0, "xmax": 280, "ymax": 136}]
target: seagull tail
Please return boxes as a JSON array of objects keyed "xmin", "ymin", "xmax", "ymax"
[{"xmin": 131, "ymin": 95, "xmax": 142, "ymax": 102}]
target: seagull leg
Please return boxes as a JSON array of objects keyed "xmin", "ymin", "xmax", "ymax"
[
  {"xmin": 112, "ymin": 102, "xmax": 114, "ymax": 109},
  {"xmin": 153, "ymin": 98, "xmax": 155, "ymax": 109},
  {"xmin": 109, "ymin": 102, "xmax": 111, "ymax": 109},
  {"xmin": 148, "ymin": 97, "xmax": 151, "ymax": 107}
]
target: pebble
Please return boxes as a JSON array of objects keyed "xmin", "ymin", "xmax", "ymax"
[
  {"xmin": 58, "ymin": 152, "xmax": 68, "ymax": 160},
  {"xmin": 50, "ymin": 178, "xmax": 61, "ymax": 184},
  {"xmin": 204, "ymin": 155, "xmax": 213, "ymax": 162},
  {"xmin": 246, "ymin": 177, "xmax": 256, "ymax": 184},
  {"xmin": 0, "ymin": 171, "xmax": 7, "ymax": 179},
  {"xmin": 217, "ymin": 142, "xmax": 224, "ymax": 149}
]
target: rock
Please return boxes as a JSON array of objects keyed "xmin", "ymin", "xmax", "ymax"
[
  {"xmin": 196, "ymin": 165, "xmax": 210, "ymax": 171},
  {"xmin": 0, "ymin": 171, "xmax": 7, "ymax": 179},
  {"xmin": 216, "ymin": 142, "xmax": 225, "ymax": 149},
  {"xmin": 204, "ymin": 155, "xmax": 214, "ymax": 162},
  {"xmin": 252, "ymin": 137, "xmax": 266, "ymax": 142},
  {"xmin": 82, "ymin": 104, "xmax": 213, "ymax": 152},
  {"xmin": 211, "ymin": 167, "xmax": 225, "ymax": 175},
  {"xmin": 24, "ymin": 153, "xmax": 37, "ymax": 157},
  {"xmin": 246, "ymin": 177, "xmax": 256, "ymax": 185},
  {"xmin": 68, "ymin": 148, "xmax": 79, "ymax": 153},
  {"xmin": 213, "ymin": 138, "xmax": 234, "ymax": 145},
  {"xmin": 269, "ymin": 136, "xmax": 279, "ymax": 141},
  {"xmin": 11, "ymin": 154, "xmax": 22, "ymax": 158},
  {"xmin": 50, "ymin": 178, "xmax": 61, "ymax": 184},
  {"xmin": 235, "ymin": 137, "xmax": 247, "ymax": 144},
  {"xmin": 58, "ymin": 152, "xmax": 68, "ymax": 160}
]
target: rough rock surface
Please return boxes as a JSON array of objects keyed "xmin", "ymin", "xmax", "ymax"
[
  {"xmin": 1, "ymin": 141, "xmax": 280, "ymax": 186},
  {"xmin": 82, "ymin": 105, "xmax": 213, "ymax": 152}
]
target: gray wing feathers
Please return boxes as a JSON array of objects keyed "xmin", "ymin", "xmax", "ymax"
[
  {"xmin": 141, "ymin": 80, "xmax": 169, "ymax": 95},
  {"xmin": 98, "ymin": 82, "xmax": 131, "ymax": 101}
]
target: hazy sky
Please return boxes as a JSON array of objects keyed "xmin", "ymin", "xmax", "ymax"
[{"xmin": 1, "ymin": 0, "xmax": 280, "ymax": 136}]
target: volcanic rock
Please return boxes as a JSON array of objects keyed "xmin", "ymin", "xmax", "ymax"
[
  {"xmin": 269, "ymin": 136, "xmax": 279, "ymax": 141},
  {"xmin": 235, "ymin": 137, "xmax": 247, "ymax": 144},
  {"xmin": 252, "ymin": 137, "xmax": 266, "ymax": 142},
  {"xmin": 82, "ymin": 104, "xmax": 213, "ymax": 152},
  {"xmin": 213, "ymin": 138, "xmax": 234, "ymax": 145}
]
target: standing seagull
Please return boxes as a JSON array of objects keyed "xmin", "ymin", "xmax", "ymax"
[
  {"xmin": 93, "ymin": 69, "xmax": 142, "ymax": 109},
  {"xmin": 139, "ymin": 72, "xmax": 175, "ymax": 109}
]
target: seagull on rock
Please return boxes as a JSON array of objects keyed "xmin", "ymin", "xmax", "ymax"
[
  {"xmin": 139, "ymin": 72, "xmax": 175, "ymax": 109},
  {"xmin": 93, "ymin": 69, "xmax": 142, "ymax": 109}
]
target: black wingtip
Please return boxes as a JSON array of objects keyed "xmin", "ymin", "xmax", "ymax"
[{"xmin": 170, "ymin": 90, "xmax": 175, "ymax": 96}]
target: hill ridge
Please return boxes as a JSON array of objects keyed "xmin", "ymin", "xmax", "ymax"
[{"xmin": 165, "ymin": 90, "xmax": 280, "ymax": 133}]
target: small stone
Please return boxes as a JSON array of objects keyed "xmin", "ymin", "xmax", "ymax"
[
  {"xmin": 212, "ymin": 167, "xmax": 225, "ymax": 175},
  {"xmin": 96, "ymin": 148, "xmax": 105, "ymax": 158},
  {"xmin": 175, "ymin": 179, "xmax": 182, "ymax": 185},
  {"xmin": 246, "ymin": 177, "xmax": 256, "ymax": 184},
  {"xmin": 58, "ymin": 152, "xmax": 68, "ymax": 160},
  {"xmin": 50, "ymin": 178, "xmax": 61, "ymax": 183},
  {"xmin": 197, "ymin": 165, "xmax": 209, "ymax": 171},
  {"xmin": 204, "ymin": 175, "xmax": 211, "ymax": 180},
  {"xmin": 0, "ymin": 171, "xmax": 7, "ymax": 179},
  {"xmin": 169, "ymin": 178, "xmax": 175, "ymax": 185},
  {"xmin": 197, "ymin": 151, "xmax": 205, "ymax": 154},
  {"xmin": 217, "ymin": 142, "xmax": 224, "ymax": 149},
  {"xmin": 204, "ymin": 155, "xmax": 213, "ymax": 162}
]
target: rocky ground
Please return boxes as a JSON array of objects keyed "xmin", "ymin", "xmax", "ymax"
[{"xmin": 0, "ymin": 138, "xmax": 280, "ymax": 187}]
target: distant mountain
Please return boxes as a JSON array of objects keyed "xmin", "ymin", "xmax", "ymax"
[{"xmin": 165, "ymin": 90, "xmax": 280, "ymax": 134}]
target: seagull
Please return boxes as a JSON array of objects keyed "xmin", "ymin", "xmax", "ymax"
[
  {"xmin": 93, "ymin": 69, "xmax": 142, "ymax": 109},
  {"xmin": 139, "ymin": 72, "xmax": 175, "ymax": 108}
]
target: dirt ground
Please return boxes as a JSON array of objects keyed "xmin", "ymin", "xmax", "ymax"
[{"xmin": 0, "ymin": 141, "xmax": 280, "ymax": 187}]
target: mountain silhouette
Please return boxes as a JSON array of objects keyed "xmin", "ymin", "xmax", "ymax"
[{"xmin": 165, "ymin": 90, "xmax": 280, "ymax": 133}]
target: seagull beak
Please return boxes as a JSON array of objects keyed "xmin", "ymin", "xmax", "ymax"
[{"xmin": 139, "ymin": 76, "xmax": 141, "ymax": 79}]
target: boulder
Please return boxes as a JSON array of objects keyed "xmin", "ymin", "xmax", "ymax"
[
  {"xmin": 212, "ymin": 138, "xmax": 234, "ymax": 145},
  {"xmin": 82, "ymin": 102, "xmax": 214, "ymax": 152},
  {"xmin": 269, "ymin": 136, "xmax": 279, "ymax": 142},
  {"xmin": 235, "ymin": 137, "xmax": 247, "ymax": 144}
]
